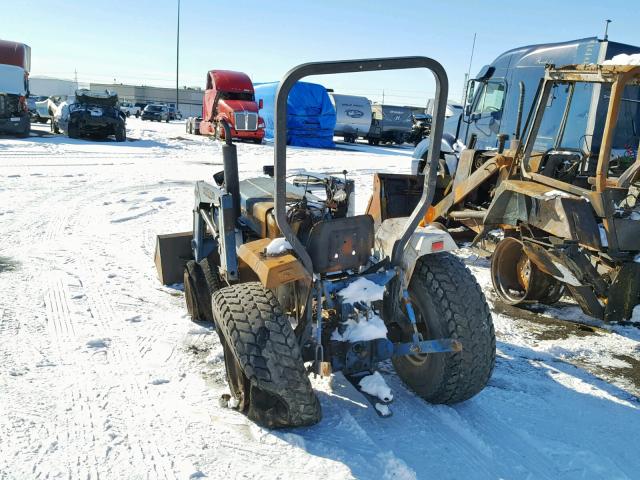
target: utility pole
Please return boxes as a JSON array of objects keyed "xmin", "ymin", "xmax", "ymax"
[
  {"xmin": 176, "ymin": 0, "xmax": 181, "ymax": 110},
  {"xmin": 74, "ymin": 68, "xmax": 78, "ymax": 89},
  {"xmin": 462, "ymin": 33, "xmax": 477, "ymax": 105},
  {"xmin": 604, "ymin": 19, "xmax": 612, "ymax": 41}
]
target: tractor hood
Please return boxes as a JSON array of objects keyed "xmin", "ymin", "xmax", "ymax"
[{"xmin": 218, "ymin": 99, "xmax": 259, "ymax": 114}]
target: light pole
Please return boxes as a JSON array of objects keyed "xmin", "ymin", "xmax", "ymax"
[{"xmin": 176, "ymin": 0, "xmax": 181, "ymax": 111}]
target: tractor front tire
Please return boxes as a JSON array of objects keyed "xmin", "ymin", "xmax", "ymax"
[
  {"xmin": 212, "ymin": 282, "xmax": 321, "ymax": 428},
  {"xmin": 184, "ymin": 260, "xmax": 214, "ymax": 322},
  {"xmin": 392, "ymin": 252, "xmax": 495, "ymax": 404}
]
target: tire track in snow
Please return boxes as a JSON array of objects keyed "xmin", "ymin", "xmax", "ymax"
[{"xmin": 79, "ymin": 257, "xmax": 177, "ymax": 480}]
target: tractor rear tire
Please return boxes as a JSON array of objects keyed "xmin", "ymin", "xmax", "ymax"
[
  {"xmin": 392, "ymin": 252, "xmax": 495, "ymax": 404},
  {"xmin": 211, "ymin": 282, "xmax": 321, "ymax": 428}
]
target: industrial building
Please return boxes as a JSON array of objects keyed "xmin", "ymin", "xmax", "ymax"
[
  {"xmin": 89, "ymin": 82, "xmax": 203, "ymax": 117},
  {"xmin": 29, "ymin": 76, "xmax": 86, "ymax": 97}
]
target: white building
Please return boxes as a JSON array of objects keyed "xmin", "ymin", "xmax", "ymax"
[
  {"xmin": 90, "ymin": 82, "xmax": 203, "ymax": 117},
  {"xmin": 29, "ymin": 76, "xmax": 86, "ymax": 97}
]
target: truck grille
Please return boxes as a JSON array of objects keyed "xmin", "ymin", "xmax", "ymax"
[
  {"xmin": 0, "ymin": 94, "xmax": 19, "ymax": 118},
  {"xmin": 234, "ymin": 111, "xmax": 258, "ymax": 131}
]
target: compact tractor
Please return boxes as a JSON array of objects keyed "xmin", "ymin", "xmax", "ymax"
[
  {"xmin": 408, "ymin": 63, "xmax": 640, "ymax": 322},
  {"xmin": 155, "ymin": 57, "xmax": 495, "ymax": 428}
]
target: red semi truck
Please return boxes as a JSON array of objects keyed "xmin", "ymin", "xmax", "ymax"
[
  {"xmin": 198, "ymin": 70, "xmax": 265, "ymax": 143},
  {"xmin": 0, "ymin": 39, "xmax": 31, "ymax": 137}
]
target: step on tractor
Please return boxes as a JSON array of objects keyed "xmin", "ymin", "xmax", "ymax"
[
  {"xmin": 404, "ymin": 63, "xmax": 640, "ymax": 322},
  {"xmin": 155, "ymin": 57, "xmax": 496, "ymax": 428}
]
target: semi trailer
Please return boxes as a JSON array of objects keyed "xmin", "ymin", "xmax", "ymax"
[
  {"xmin": 198, "ymin": 70, "xmax": 265, "ymax": 143},
  {"xmin": 366, "ymin": 103, "xmax": 413, "ymax": 145},
  {"xmin": 329, "ymin": 93, "xmax": 372, "ymax": 143},
  {"xmin": 0, "ymin": 39, "xmax": 31, "ymax": 137}
]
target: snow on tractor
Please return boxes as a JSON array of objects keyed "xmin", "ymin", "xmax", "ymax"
[{"xmin": 155, "ymin": 57, "xmax": 496, "ymax": 428}]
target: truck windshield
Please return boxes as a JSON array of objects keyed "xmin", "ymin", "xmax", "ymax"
[
  {"xmin": 219, "ymin": 91, "xmax": 254, "ymax": 102},
  {"xmin": 146, "ymin": 105, "xmax": 163, "ymax": 112}
]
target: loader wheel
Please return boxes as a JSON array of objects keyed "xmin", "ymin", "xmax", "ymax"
[
  {"xmin": 199, "ymin": 256, "xmax": 223, "ymax": 297},
  {"xmin": 392, "ymin": 253, "xmax": 495, "ymax": 404},
  {"xmin": 491, "ymin": 237, "xmax": 565, "ymax": 305},
  {"xmin": 212, "ymin": 282, "xmax": 321, "ymax": 428},
  {"xmin": 183, "ymin": 260, "xmax": 213, "ymax": 322}
]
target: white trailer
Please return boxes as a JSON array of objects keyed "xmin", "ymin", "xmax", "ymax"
[{"xmin": 329, "ymin": 93, "xmax": 372, "ymax": 143}]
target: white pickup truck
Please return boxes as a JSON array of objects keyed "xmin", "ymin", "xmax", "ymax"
[{"xmin": 119, "ymin": 101, "xmax": 140, "ymax": 118}]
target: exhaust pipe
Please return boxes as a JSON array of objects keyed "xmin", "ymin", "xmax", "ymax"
[{"xmin": 220, "ymin": 120, "xmax": 241, "ymax": 221}]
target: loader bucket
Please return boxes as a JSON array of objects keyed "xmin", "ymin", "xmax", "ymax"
[
  {"xmin": 154, "ymin": 231, "xmax": 193, "ymax": 285},
  {"xmin": 365, "ymin": 173, "xmax": 424, "ymax": 227}
]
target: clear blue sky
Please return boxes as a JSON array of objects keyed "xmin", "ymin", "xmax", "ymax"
[{"xmin": 2, "ymin": 0, "xmax": 635, "ymax": 106}]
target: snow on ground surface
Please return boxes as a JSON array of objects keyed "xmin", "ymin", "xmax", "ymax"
[{"xmin": 1, "ymin": 118, "xmax": 640, "ymax": 479}]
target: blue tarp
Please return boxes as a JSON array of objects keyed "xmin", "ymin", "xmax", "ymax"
[{"xmin": 254, "ymin": 81, "xmax": 336, "ymax": 148}]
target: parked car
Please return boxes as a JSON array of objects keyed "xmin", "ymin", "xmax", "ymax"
[
  {"xmin": 27, "ymin": 95, "xmax": 48, "ymax": 122},
  {"xmin": 141, "ymin": 104, "xmax": 169, "ymax": 122},
  {"xmin": 120, "ymin": 101, "xmax": 141, "ymax": 118},
  {"xmin": 53, "ymin": 89, "xmax": 126, "ymax": 141},
  {"xmin": 185, "ymin": 116, "xmax": 201, "ymax": 134},
  {"xmin": 34, "ymin": 96, "xmax": 64, "ymax": 123},
  {"xmin": 168, "ymin": 106, "xmax": 182, "ymax": 120}
]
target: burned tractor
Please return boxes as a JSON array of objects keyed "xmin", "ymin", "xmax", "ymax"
[
  {"xmin": 411, "ymin": 63, "xmax": 640, "ymax": 322},
  {"xmin": 155, "ymin": 57, "xmax": 495, "ymax": 428}
]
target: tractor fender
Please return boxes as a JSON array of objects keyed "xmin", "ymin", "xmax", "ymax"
[
  {"xmin": 237, "ymin": 238, "xmax": 311, "ymax": 289},
  {"xmin": 375, "ymin": 217, "xmax": 457, "ymax": 285}
]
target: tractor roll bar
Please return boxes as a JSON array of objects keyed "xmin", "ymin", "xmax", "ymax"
[{"xmin": 274, "ymin": 57, "xmax": 449, "ymax": 272}]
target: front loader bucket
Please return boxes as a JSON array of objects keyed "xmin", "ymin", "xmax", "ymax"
[
  {"xmin": 365, "ymin": 173, "xmax": 424, "ymax": 227},
  {"xmin": 154, "ymin": 232, "xmax": 193, "ymax": 285}
]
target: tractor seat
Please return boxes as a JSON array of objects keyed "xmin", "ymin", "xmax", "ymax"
[{"xmin": 306, "ymin": 215, "xmax": 374, "ymax": 274}]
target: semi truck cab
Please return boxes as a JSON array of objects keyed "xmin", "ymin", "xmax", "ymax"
[
  {"xmin": 0, "ymin": 40, "xmax": 31, "ymax": 138},
  {"xmin": 199, "ymin": 70, "xmax": 265, "ymax": 143},
  {"xmin": 413, "ymin": 37, "xmax": 640, "ymax": 174}
]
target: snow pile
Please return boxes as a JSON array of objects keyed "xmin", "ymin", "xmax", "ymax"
[
  {"xmin": 338, "ymin": 277, "xmax": 385, "ymax": 304},
  {"xmin": 359, "ymin": 371, "xmax": 393, "ymax": 402},
  {"xmin": 375, "ymin": 403, "xmax": 391, "ymax": 416},
  {"xmin": 603, "ymin": 53, "xmax": 640, "ymax": 66},
  {"xmin": 331, "ymin": 313, "xmax": 388, "ymax": 342},
  {"xmin": 630, "ymin": 211, "xmax": 640, "ymax": 221},
  {"xmin": 542, "ymin": 190, "xmax": 571, "ymax": 198},
  {"xmin": 332, "ymin": 278, "xmax": 388, "ymax": 341},
  {"xmin": 265, "ymin": 237, "xmax": 292, "ymax": 256}
]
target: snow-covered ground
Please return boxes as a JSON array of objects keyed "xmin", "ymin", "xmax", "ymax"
[{"xmin": 1, "ymin": 118, "xmax": 639, "ymax": 480}]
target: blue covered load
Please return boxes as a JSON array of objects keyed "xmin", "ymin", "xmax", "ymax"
[{"xmin": 254, "ymin": 81, "xmax": 336, "ymax": 148}]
